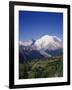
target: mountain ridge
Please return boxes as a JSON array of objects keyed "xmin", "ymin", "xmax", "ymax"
[
  {"xmin": 19, "ymin": 35, "xmax": 63, "ymax": 50},
  {"xmin": 19, "ymin": 35, "xmax": 63, "ymax": 62}
]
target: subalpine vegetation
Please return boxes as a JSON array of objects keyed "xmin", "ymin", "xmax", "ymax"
[{"xmin": 19, "ymin": 56, "xmax": 63, "ymax": 79}]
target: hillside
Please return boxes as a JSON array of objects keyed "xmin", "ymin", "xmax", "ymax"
[{"xmin": 19, "ymin": 56, "xmax": 63, "ymax": 79}]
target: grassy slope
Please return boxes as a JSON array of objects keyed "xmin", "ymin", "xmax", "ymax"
[{"xmin": 19, "ymin": 56, "xmax": 63, "ymax": 79}]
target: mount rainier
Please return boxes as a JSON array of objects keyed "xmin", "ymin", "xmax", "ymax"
[{"xmin": 19, "ymin": 35, "xmax": 63, "ymax": 62}]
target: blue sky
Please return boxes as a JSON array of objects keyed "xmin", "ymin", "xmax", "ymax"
[{"xmin": 19, "ymin": 11, "xmax": 63, "ymax": 41}]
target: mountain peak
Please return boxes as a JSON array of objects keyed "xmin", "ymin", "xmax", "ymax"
[
  {"xmin": 19, "ymin": 35, "xmax": 63, "ymax": 59},
  {"xmin": 41, "ymin": 35, "xmax": 52, "ymax": 39},
  {"xmin": 40, "ymin": 35, "xmax": 61, "ymax": 42},
  {"xmin": 35, "ymin": 35, "xmax": 62, "ymax": 50},
  {"xmin": 19, "ymin": 34, "xmax": 62, "ymax": 51}
]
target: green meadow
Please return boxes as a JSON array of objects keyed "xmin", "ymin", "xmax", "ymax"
[{"xmin": 19, "ymin": 56, "xmax": 63, "ymax": 79}]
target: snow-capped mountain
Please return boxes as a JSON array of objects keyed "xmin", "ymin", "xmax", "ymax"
[
  {"xmin": 19, "ymin": 35, "xmax": 63, "ymax": 62},
  {"xmin": 34, "ymin": 35, "xmax": 62, "ymax": 50},
  {"xmin": 19, "ymin": 35, "xmax": 63, "ymax": 51},
  {"xmin": 19, "ymin": 39, "xmax": 35, "ymax": 46}
]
